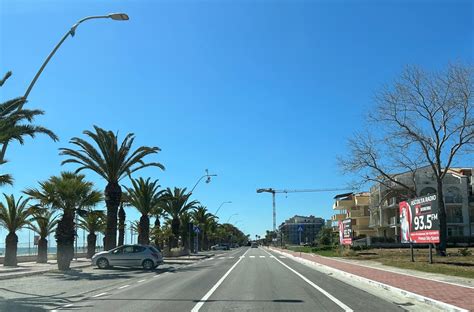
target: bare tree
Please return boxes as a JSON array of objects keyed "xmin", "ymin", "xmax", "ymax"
[{"xmin": 340, "ymin": 64, "xmax": 473, "ymax": 255}]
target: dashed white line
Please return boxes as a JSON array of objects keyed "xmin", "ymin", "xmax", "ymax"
[
  {"xmin": 137, "ymin": 279, "xmax": 146, "ymax": 283},
  {"xmin": 259, "ymin": 256, "xmax": 265, "ymax": 258},
  {"xmin": 92, "ymin": 292, "xmax": 107, "ymax": 298},
  {"xmin": 249, "ymin": 256, "xmax": 255, "ymax": 258},
  {"xmin": 191, "ymin": 248, "xmax": 251, "ymax": 312},
  {"xmin": 279, "ymin": 256, "xmax": 286, "ymax": 259},
  {"xmin": 63, "ymin": 304, "xmax": 73, "ymax": 308},
  {"xmin": 228, "ymin": 256, "xmax": 234, "ymax": 259},
  {"xmin": 118, "ymin": 284, "xmax": 130, "ymax": 289},
  {"xmin": 209, "ymin": 257, "xmax": 215, "ymax": 260}
]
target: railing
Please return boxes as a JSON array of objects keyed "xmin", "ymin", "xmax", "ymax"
[{"xmin": 389, "ymin": 216, "xmax": 399, "ymax": 226}]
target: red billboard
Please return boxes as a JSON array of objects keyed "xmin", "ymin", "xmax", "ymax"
[
  {"xmin": 399, "ymin": 194, "xmax": 439, "ymax": 244},
  {"xmin": 338, "ymin": 219, "xmax": 352, "ymax": 245}
]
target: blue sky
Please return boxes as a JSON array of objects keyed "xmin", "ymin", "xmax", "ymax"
[{"xmin": 1, "ymin": 0, "xmax": 473, "ymax": 247}]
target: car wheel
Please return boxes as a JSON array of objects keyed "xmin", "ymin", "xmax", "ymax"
[
  {"xmin": 97, "ymin": 258, "xmax": 109, "ymax": 269},
  {"xmin": 142, "ymin": 259, "xmax": 154, "ymax": 270}
]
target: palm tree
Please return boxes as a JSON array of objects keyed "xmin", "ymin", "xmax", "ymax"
[
  {"xmin": 59, "ymin": 126, "xmax": 164, "ymax": 250},
  {"xmin": 0, "ymin": 194, "xmax": 33, "ymax": 266},
  {"xmin": 78, "ymin": 210, "xmax": 106, "ymax": 258},
  {"xmin": 179, "ymin": 211, "xmax": 192, "ymax": 251},
  {"xmin": 0, "ymin": 71, "xmax": 58, "ymax": 186},
  {"xmin": 191, "ymin": 205, "xmax": 218, "ymax": 251},
  {"xmin": 118, "ymin": 192, "xmax": 130, "ymax": 246},
  {"xmin": 151, "ymin": 204, "xmax": 164, "ymax": 247},
  {"xmin": 124, "ymin": 177, "xmax": 162, "ymax": 245},
  {"xmin": 24, "ymin": 172, "xmax": 102, "ymax": 270},
  {"xmin": 28, "ymin": 209, "xmax": 58, "ymax": 263},
  {"xmin": 160, "ymin": 187, "xmax": 199, "ymax": 248}
]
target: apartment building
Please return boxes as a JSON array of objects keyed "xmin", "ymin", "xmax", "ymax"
[
  {"xmin": 331, "ymin": 192, "xmax": 377, "ymax": 238},
  {"xmin": 369, "ymin": 166, "xmax": 474, "ymax": 241},
  {"xmin": 278, "ymin": 215, "xmax": 325, "ymax": 245}
]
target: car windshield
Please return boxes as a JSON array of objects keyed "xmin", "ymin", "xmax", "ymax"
[{"xmin": 2, "ymin": 2, "xmax": 472, "ymax": 312}]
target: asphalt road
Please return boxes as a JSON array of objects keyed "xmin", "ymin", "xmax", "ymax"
[{"xmin": 2, "ymin": 247, "xmax": 417, "ymax": 312}]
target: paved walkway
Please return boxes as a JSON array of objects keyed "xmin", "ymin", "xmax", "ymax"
[
  {"xmin": 0, "ymin": 258, "xmax": 91, "ymax": 280},
  {"xmin": 272, "ymin": 248, "xmax": 474, "ymax": 311}
]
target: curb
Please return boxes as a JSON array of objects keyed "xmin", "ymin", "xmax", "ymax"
[
  {"xmin": 0, "ymin": 263, "xmax": 91, "ymax": 281},
  {"xmin": 270, "ymin": 248, "xmax": 469, "ymax": 312}
]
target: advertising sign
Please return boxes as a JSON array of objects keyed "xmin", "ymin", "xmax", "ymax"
[
  {"xmin": 399, "ymin": 194, "xmax": 439, "ymax": 244},
  {"xmin": 338, "ymin": 219, "xmax": 352, "ymax": 245}
]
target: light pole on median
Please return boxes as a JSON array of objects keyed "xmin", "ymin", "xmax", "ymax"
[
  {"xmin": 226, "ymin": 213, "xmax": 238, "ymax": 223},
  {"xmin": 0, "ymin": 13, "xmax": 129, "ymax": 162},
  {"xmin": 189, "ymin": 169, "xmax": 217, "ymax": 194},
  {"xmin": 214, "ymin": 201, "xmax": 232, "ymax": 215}
]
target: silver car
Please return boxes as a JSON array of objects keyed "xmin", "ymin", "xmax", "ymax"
[{"xmin": 92, "ymin": 244, "xmax": 164, "ymax": 270}]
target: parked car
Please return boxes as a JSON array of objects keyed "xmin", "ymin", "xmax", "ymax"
[
  {"xmin": 211, "ymin": 244, "xmax": 230, "ymax": 250},
  {"xmin": 92, "ymin": 244, "xmax": 163, "ymax": 270}
]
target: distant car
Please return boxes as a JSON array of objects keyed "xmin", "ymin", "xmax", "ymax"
[
  {"xmin": 251, "ymin": 242, "xmax": 258, "ymax": 248},
  {"xmin": 211, "ymin": 244, "xmax": 230, "ymax": 250},
  {"xmin": 92, "ymin": 244, "xmax": 163, "ymax": 270}
]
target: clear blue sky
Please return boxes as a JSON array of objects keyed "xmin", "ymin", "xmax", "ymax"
[{"xmin": 0, "ymin": 0, "xmax": 472, "ymax": 247}]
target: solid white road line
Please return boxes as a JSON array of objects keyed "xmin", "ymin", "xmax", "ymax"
[
  {"xmin": 118, "ymin": 284, "xmax": 130, "ymax": 289},
  {"xmin": 191, "ymin": 248, "xmax": 251, "ymax": 312},
  {"xmin": 137, "ymin": 279, "xmax": 146, "ymax": 283},
  {"xmin": 92, "ymin": 292, "xmax": 107, "ymax": 298},
  {"xmin": 262, "ymin": 248, "xmax": 353, "ymax": 312}
]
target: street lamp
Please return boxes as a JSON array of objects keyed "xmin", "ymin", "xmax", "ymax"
[
  {"xmin": 233, "ymin": 220, "xmax": 243, "ymax": 226},
  {"xmin": 227, "ymin": 213, "xmax": 238, "ymax": 223},
  {"xmin": 0, "ymin": 13, "xmax": 130, "ymax": 162},
  {"xmin": 189, "ymin": 169, "xmax": 217, "ymax": 194},
  {"xmin": 214, "ymin": 201, "xmax": 232, "ymax": 215}
]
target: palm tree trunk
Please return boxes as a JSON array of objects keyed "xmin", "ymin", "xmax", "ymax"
[
  {"xmin": 118, "ymin": 203, "xmax": 126, "ymax": 246},
  {"xmin": 171, "ymin": 218, "xmax": 180, "ymax": 249},
  {"xmin": 4, "ymin": 232, "xmax": 18, "ymax": 266},
  {"xmin": 138, "ymin": 215, "xmax": 150, "ymax": 245},
  {"xmin": 56, "ymin": 210, "xmax": 75, "ymax": 271},
  {"xmin": 105, "ymin": 182, "xmax": 121, "ymax": 250},
  {"xmin": 37, "ymin": 237, "xmax": 48, "ymax": 263},
  {"xmin": 87, "ymin": 233, "xmax": 97, "ymax": 258}
]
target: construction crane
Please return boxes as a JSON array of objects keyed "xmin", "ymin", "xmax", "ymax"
[{"xmin": 256, "ymin": 188, "xmax": 352, "ymax": 232}]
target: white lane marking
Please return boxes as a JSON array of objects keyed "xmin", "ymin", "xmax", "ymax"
[
  {"xmin": 228, "ymin": 257, "xmax": 234, "ymax": 259},
  {"xmin": 270, "ymin": 256, "xmax": 275, "ymax": 258},
  {"xmin": 262, "ymin": 249, "xmax": 353, "ymax": 312},
  {"xmin": 63, "ymin": 304, "xmax": 73, "ymax": 308},
  {"xmin": 249, "ymin": 256, "xmax": 255, "ymax": 258},
  {"xmin": 259, "ymin": 256, "xmax": 265, "ymax": 258},
  {"xmin": 118, "ymin": 284, "xmax": 130, "ymax": 289},
  {"xmin": 279, "ymin": 256, "xmax": 286, "ymax": 259},
  {"xmin": 92, "ymin": 292, "xmax": 107, "ymax": 298},
  {"xmin": 209, "ymin": 257, "xmax": 215, "ymax": 260},
  {"xmin": 191, "ymin": 248, "xmax": 251, "ymax": 312},
  {"xmin": 239, "ymin": 256, "xmax": 245, "ymax": 258},
  {"xmin": 137, "ymin": 279, "xmax": 146, "ymax": 283}
]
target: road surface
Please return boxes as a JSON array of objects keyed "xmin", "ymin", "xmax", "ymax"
[{"xmin": 0, "ymin": 247, "xmax": 426, "ymax": 311}]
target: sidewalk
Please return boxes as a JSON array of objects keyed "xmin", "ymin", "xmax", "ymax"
[
  {"xmin": 272, "ymin": 247, "xmax": 474, "ymax": 312},
  {"xmin": 0, "ymin": 258, "xmax": 91, "ymax": 280}
]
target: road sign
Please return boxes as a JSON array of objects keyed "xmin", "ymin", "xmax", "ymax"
[
  {"xmin": 193, "ymin": 226, "xmax": 201, "ymax": 234},
  {"xmin": 297, "ymin": 226, "xmax": 303, "ymax": 232}
]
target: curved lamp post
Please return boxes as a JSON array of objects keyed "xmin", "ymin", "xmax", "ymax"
[
  {"xmin": 189, "ymin": 169, "xmax": 217, "ymax": 194},
  {"xmin": 0, "ymin": 13, "xmax": 129, "ymax": 161},
  {"xmin": 226, "ymin": 213, "xmax": 238, "ymax": 223},
  {"xmin": 214, "ymin": 201, "xmax": 232, "ymax": 215}
]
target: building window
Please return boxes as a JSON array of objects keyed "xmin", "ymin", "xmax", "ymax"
[
  {"xmin": 446, "ymin": 205, "xmax": 463, "ymax": 223},
  {"xmin": 445, "ymin": 187, "xmax": 463, "ymax": 204},
  {"xmin": 420, "ymin": 187, "xmax": 437, "ymax": 196},
  {"xmin": 447, "ymin": 226, "xmax": 464, "ymax": 237}
]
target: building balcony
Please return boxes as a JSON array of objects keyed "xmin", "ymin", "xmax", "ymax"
[
  {"xmin": 333, "ymin": 199, "xmax": 353, "ymax": 210},
  {"xmin": 331, "ymin": 214, "xmax": 347, "ymax": 221},
  {"xmin": 348, "ymin": 210, "xmax": 368, "ymax": 218}
]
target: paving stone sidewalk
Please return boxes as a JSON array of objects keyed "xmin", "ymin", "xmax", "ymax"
[{"xmin": 273, "ymin": 248, "xmax": 474, "ymax": 311}]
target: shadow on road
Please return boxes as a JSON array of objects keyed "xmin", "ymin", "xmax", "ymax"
[{"xmin": 0, "ymin": 288, "xmax": 82, "ymax": 312}]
